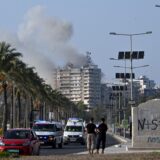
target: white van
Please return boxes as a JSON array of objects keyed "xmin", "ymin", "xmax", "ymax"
[
  {"xmin": 32, "ymin": 120, "xmax": 63, "ymax": 148},
  {"xmin": 63, "ymin": 118, "xmax": 86, "ymax": 145}
]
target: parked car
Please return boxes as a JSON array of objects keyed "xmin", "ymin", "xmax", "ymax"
[{"xmin": 0, "ymin": 128, "xmax": 40, "ymax": 156}]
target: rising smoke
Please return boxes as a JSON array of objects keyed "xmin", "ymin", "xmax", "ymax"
[{"xmin": 0, "ymin": 5, "xmax": 87, "ymax": 86}]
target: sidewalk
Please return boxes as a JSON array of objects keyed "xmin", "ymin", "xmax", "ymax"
[
  {"xmin": 76, "ymin": 132, "xmax": 131, "ymax": 155},
  {"xmin": 104, "ymin": 133, "xmax": 160, "ymax": 154},
  {"xmin": 104, "ymin": 132, "xmax": 131, "ymax": 154},
  {"xmin": 77, "ymin": 132, "xmax": 160, "ymax": 155}
]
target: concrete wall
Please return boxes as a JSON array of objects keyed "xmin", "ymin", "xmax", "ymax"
[{"xmin": 132, "ymin": 99, "xmax": 160, "ymax": 148}]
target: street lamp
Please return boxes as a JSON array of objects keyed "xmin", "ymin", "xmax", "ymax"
[
  {"xmin": 113, "ymin": 64, "xmax": 149, "ymax": 105},
  {"xmin": 110, "ymin": 57, "xmax": 127, "ymax": 116},
  {"xmin": 109, "ymin": 31, "xmax": 152, "ymax": 106},
  {"xmin": 110, "ymin": 31, "xmax": 152, "ymax": 141}
]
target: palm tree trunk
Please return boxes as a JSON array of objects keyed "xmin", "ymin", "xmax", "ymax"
[
  {"xmin": 17, "ymin": 92, "xmax": 21, "ymax": 128},
  {"xmin": 43, "ymin": 102, "xmax": 46, "ymax": 120},
  {"xmin": 2, "ymin": 81, "xmax": 8, "ymax": 135},
  {"xmin": 24, "ymin": 95, "xmax": 27, "ymax": 128},
  {"xmin": 10, "ymin": 85, "xmax": 14, "ymax": 128},
  {"xmin": 30, "ymin": 97, "xmax": 33, "ymax": 128},
  {"xmin": 13, "ymin": 86, "xmax": 17, "ymax": 128}
]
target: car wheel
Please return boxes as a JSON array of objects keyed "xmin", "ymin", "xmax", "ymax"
[
  {"xmin": 36, "ymin": 146, "xmax": 40, "ymax": 155},
  {"xmin": 30, "ymin": 148, "xmax": 34, "ymax": 155},
  {"xmin": 52, "ymin": 140, "xmax": 56, "ymax": 148}
]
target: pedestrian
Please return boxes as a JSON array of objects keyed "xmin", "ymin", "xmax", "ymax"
[
  {"xmin": 96, "ymin": 118, "xmax": 108, "ymax": 154},
  {"xmin": 85, "ymin": 117, "xmax": 97, "ymax": 154}
]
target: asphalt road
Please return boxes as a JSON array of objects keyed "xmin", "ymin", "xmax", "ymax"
[{"xmin": 39, "ymin": 133, "xmax": 120, "ymax": 156}]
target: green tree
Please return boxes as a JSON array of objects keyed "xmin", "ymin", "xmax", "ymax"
[{"xmin": 0, "ymin": 42, "xmax": 22, "ymax": 134}]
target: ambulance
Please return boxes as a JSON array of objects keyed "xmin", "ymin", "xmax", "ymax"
[{"xmin": 63, "ymin": 118, "xmax": 86, "ymax": 145}]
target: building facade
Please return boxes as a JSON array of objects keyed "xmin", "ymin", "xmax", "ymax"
[
  {"xmin": 54, "ymin": 64, "xmax": 101, "ymax": 109},
  {"xmin": 137, "ymin": 75, "xmax": 156, "ymax": 96}
]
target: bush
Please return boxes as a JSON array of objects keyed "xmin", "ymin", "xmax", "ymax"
[{"xmin": 0, "ymin": 151, "xmax": 10, "ymax": 158}]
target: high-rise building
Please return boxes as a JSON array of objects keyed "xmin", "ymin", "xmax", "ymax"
[
  {"xmin": 136, "ymin": 75, "xmax": 156, "ymax": 97},
  {"xmin": 81, "ymin": 64, "xmax": 101, "ymax": 108},
  {"xmin": 54, "ymin": 54, "xmax": 101, "ymax": 109}
]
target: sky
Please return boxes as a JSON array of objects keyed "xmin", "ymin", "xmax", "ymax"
[{"xmin": 0, "ymin": 0, "xmax": 159, "ymax": 86}]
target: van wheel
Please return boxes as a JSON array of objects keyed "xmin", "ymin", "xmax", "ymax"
[
  {"xmin": 58, "ymin": 140, "xmax": 63, "ymax": 149},
  {"xmin": 52, "ymin": 140, "xmax": 56, "ymax": 148}
]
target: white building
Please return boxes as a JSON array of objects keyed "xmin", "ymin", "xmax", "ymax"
[
  {"xmin": 54, "ymin": 66, "xmax": 82, "ymax": 102},
  {"xmin": 54, "ymin": 63, "xmax": 101, "ymax": 109},
  {"xmin": 137, "ymin": 75, "xmax": 155, "ymax": 95},
  {"xmin": 81, "ymin": 64, "xmax": 101, "ymax": 108}
]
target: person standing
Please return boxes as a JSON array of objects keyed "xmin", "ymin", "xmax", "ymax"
[
  {"xmin": 85, "ymin": 117, "xmax": 97, "ymax": 154},
  {"xmin": 96, "ymin": 118, "xmax": 108, "ymax": 154}
]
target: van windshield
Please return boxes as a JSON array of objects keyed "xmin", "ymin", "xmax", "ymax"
[
  {"xmin": 32, "ymin": 124, "xmax": 56, "ymax": 132},
  {"xmin": 65, "ymin": 126, "xmax": 82, "ymax": 132}
]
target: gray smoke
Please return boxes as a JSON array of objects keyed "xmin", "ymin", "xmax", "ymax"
[{"xmin": 0, "ymin": 5, "xmax": 87, "ymax": 86}]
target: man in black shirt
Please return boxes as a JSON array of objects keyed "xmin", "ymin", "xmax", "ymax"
[
  {"xmin": 85, "ymin": 117, "xmax": 96, "ymax": 154},
  {"xmin": 96, "ymin": 118, "xmax": 108, "ymax": 154}
]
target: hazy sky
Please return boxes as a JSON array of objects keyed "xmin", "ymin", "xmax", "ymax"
[{"xmin": 0, "ymin": 0, "xmax": 159, "ymax": 85}]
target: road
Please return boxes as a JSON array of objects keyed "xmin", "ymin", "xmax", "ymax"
[
  {"xmin": 40, "ymin": 143, "xmax": 86, "ymax": 155},
  {"xmin": 40, "ymin": 133, "xmax": 120, "ymax": 155}
]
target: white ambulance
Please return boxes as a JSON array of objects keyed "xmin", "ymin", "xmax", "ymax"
[{"xmin": 63, "ymin": 118, "xmax": 86, "ymax": 145}]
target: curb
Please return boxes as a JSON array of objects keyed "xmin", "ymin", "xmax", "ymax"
[{"xmin": 108, "ymin": 132, "xmax": 128, "ymax": 143}]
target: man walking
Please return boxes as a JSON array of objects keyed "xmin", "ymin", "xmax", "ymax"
[
  {"xmin": 96, "ymin": 118, "xmax": 108, "ymax": 154},
  {"xmin": 85, "ymin": 117, "xmax": 96, "ymax": 154}
]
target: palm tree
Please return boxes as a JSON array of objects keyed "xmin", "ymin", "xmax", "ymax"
[
  {"xmin": 0, "ymin": 42, "xmax": 22, "ymax": 134},
  {"xmin": 0, "ymin": 41, "xmax": 86, "ymax": 131}
]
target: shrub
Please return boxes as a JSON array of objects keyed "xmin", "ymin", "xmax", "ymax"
[{"xmin": 0, "ymin": 151, "xmax": 10, "ymax": 158}]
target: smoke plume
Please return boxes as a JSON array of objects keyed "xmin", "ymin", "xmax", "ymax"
[{"xmin": 0, "ymin": 5, "xmax": 87, "ymax": 86}]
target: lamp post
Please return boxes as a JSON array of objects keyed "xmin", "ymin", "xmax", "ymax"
[
  {"xmin": 110, "ymin": 31, "xmax": 152, "ymax": 107},
  {"xmin": 110, "ymin": 31, "xmax": 152, "ymax": 141},
  {"xmin": 110, "ymin": 57, "xmax": 127, "ymax": 136}
]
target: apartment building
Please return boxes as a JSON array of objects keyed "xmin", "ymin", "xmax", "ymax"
[
  {"xmin": 54, "ymin": 64, "xmax": 101, "ymax": 109},
  {"xmin": 81, "ymin": 64, "xmax": 101, "ymax": 108},
  {"xmin": 136, "ymin": 75, "xmax": 156, "ymax": 97}
]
